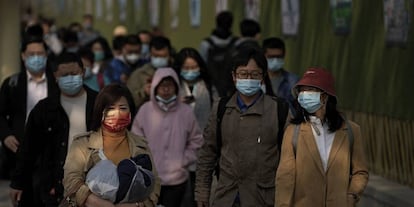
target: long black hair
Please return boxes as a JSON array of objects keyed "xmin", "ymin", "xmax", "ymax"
[
  {"xmin": 174, "ymin": 47, "xmax": 214, "ymax": 102},
  {"xmin": 291, "ymin": 94, "xmax": 344, "ymax": 132}
]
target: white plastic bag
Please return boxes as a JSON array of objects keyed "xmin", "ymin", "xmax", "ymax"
[{"xmin": 85, "ymin": 149, "xmax": 119, "ymax": 202}]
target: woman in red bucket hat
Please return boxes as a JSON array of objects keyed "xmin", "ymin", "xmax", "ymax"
[{"xmin": 275, "ymin": 67, "xmax": 369, "ymax": 207}]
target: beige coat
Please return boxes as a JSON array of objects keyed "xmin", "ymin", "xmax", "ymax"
[
  {"xmin": 63, "ymin": 129, "xmax": 160, "ymax": 206},
  {"xmin": 195, "ymin": 93, "xmax": 283, "ymax": 207},
  {"xmin": 275, "ymin": 122, "xmax": 369, "ymax": 207}
]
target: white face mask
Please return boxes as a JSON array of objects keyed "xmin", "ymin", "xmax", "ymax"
[{"xmin": 125, "ymin": 54, "xmax": 140, "ymax": 64}]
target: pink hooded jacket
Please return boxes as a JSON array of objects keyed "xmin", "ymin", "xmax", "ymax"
[{"xmin": 131, "ymin": 68, "xmax": 203, "ymax": 186}]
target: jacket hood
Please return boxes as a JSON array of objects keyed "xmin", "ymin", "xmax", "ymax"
[{"xmin": 150, "ymin": 67, "xmax": 181, "ymax": 103}]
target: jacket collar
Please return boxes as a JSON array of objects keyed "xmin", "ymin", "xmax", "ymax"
[
  {"xmin": 87, "ymin": 128, "xmax": 148, "ymax": 155},
  {"xmin": 226, "ymin": 92, "xmax": 264, "ymax": 115}
]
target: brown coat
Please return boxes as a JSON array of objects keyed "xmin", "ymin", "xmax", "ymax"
[
  {"xmin": 62, "ymin": 129, "xmax": 161, "ymax": 206},
  {"xmin": 275, "ymin": 121, "xmax": 369, "ymax": 207},
  {"xmin": 195, "ymin": 93, "xmax": 283, "ymax": 207}
]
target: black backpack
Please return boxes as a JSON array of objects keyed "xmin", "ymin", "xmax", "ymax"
[
  {"xmin": 214, "ymin": 95, "xmax": 289, "ymax": 179},
  {"xmin": 205, "ymin": 37, "xmax": 238, "ymax": 97}
]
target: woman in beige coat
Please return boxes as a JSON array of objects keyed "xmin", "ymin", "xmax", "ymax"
[
  {"xmin": 275, "ymin": 67, "xmax": 369, "ymax": 207},
  {"xmin": 63, "ymin": 84, "xmax": 160, "ymax": 207}
]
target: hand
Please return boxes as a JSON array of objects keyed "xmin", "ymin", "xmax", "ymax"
[
  {"xmin": 4, "ymin": 135, "xmax": 19, "ymax": 153},
  {"xmin": 9, "ymin": 188, "xmax": 22, "ymax": 207},
  {"xmin": 85, "ymin": 193, "xmax": 115, "ymax": 207},
  {"xmin": 197, "ymin": 201, "xmax": 209, "ymax": 207},
  {"xmin": 120, "ymin": 74, "xmax": 129, "ymax": 84},
  {"xmin": 49, "ymin": 188, "xmax": 55, "ymax": 195},
  {"xmin": 182, "ymin": 96, "xmax": 195, "ymax": 104}
]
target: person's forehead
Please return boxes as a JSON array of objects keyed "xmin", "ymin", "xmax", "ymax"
[
  {"xmin": 299, "ymin": 86, "xmax": 321, "ymax": 91},
  {"xmin": 265, "ymin": 48, "xmax": 283, "ymax": 55},
  {"xmin": 92, "ymin": 42, "xmax": 103, "ymax": 49},
  {"xmin": 183, "ymin": 57, "xmax": 198, "ymax": 65},
  {"xmin": 110, "ymin": 96, "xmax": 129, "ymax": 105},
  {"xmin": 124, "ymin": 44, "xmax": 140, "ymax": 50},
  {"xmin": 160, "ymin": 78, "xmax": 175, "ymax": 84},
  {"xmin": 236, "ymin": 59, "xmax": 262, "ymax": 71},
  {"xmin": 57, "ymin": 62, "xmax": 82, "ymax": 72},
  {"xmin": 25, "ymin": 42, "xmax": 46, "ymax": 52}
]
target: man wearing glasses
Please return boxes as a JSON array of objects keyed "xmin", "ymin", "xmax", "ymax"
[{"xmin": 195, "ymin": 48, "xmax": 288, "ymax": 207}]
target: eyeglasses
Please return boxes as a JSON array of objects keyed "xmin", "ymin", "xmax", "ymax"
[{"xmin": 235, "ymin": 70, "xmax": 263, "ymax": 79}]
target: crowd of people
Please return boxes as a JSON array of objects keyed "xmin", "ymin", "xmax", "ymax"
[{"xmin": 0, "ymin": 10, "xmax": 368, "ymax": 207}]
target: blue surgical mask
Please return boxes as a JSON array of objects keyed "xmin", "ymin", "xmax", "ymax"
[
  {"xmin": 297, "ymin": 91, "xmax": 322, "ymax": 113},
  {"xmin": 58, "ymin": 75, "xmax": 83, "ymax": 95},
  {"xmin": 141, "ymin": 44, "xmax": 150, "ymax": 55},
  {"xmin": 156, "ymin": 95, "xmax": 177, "ymax": 104},
  {"xmin": 84, "ymin": 66, "xmax": 93, "ymax": 78},
  {"xmin": 151, "ymin": 57, "xmax": 168, "ymax": 68},
  {"xmin": 267, "ymin": 58, "xmax": 284, "ymax": 71},
  {"xmin": 236, "ymin": 79, "xmax": 262, "ymax": 96},
  {"xmin": 25, "ymin": 55, "xmax": 47, "ymax": 73},
  {"xmin": 180, "ymin": 69, "xmax": 200, "ymax": 81},
  {"xmin": 94, "ymin": 51, "xmax": 105, "ymax": 61}
]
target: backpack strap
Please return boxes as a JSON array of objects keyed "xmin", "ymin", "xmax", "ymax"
[
  {"xmin": 228, "ymin": 37, "xmax": 238, "ymax": 47},
  {"xmin": 214, "ymin": 96, "xmax": 231, "ymax": 179},
  {"xmin": 205, "ymin": 37, "xmax": 217, "ymax": 48}
]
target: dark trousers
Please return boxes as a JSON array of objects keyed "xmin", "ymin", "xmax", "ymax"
[
  {"xmin": 158, "ymin": 181, "xmax": 187, "ymax": 207},
  {"xmin": 180, "ymin": 171, "xmax": 197, "ymax": 207}
]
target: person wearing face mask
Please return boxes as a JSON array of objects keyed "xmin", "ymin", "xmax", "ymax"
[
  {"xmin": 275, "ymin": 67, "xmax": 369, "ymax": 207},
  {"xmin": 79, "ymin": 14, "xmax": 100, "ymax": 46},
  {"xmin": 0, "ymin": 36, "xmax": 58, "ymax": 205},
  {"xmin": 86, "ymin": 37, "xmax": 113, "ymax": 76},
  {"xmin": 9, "ymin": 52, "xmax": 98, "ymax": 207},
  {"xmin": 62, "ymin": 30, "xmax": 81, "ymax": 54},
  {"xmin": 104, "ymin": 34, "xmax": 147, "ymax": 84},
  {"xmin": 131, "ymin": 68, "xmax": 203, "ymax": 207},
  {"xmin": 78, "ymin": 47, "xmax": 111, "ymax": 92},
  {"xmin": 138, "ymin": 30, "xmax": 152, "ymax": 61},
  {"xmin": 195, "ymin": 48, "xmax": 289, "ymax": 207},
  {"xmin": 262, "ymin": 37, "xmax": 299, "ymax": 112},
  {"xmin": 127, "ymin": 36, "xmax": 173, "ymax": 109},
  {"xmin": 174, "ymin": 48, "xmax": 219, "ymax": 207},
  {"xmin": 63, "ymin": 83, "xmax": 161, "ymax": 207}
]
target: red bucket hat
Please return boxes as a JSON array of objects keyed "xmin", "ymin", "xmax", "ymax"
[{"xmin": 294, "ymin": 67, "xmax": 336, "ymax": 97}]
